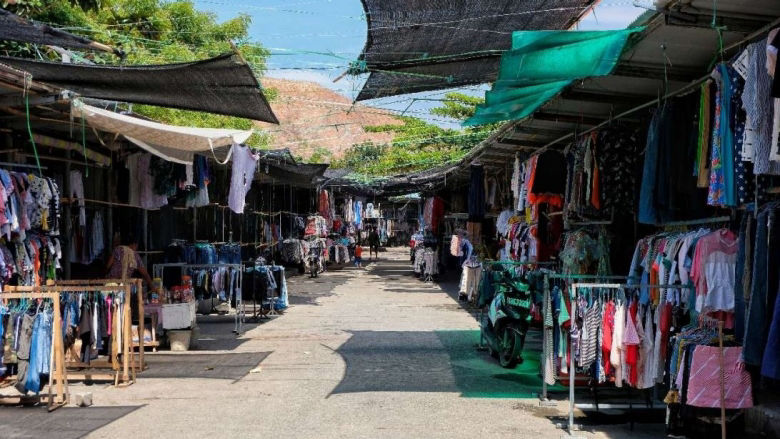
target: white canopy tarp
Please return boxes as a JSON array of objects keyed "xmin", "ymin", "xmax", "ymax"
[{"xmin": 72, "ymin": 102, "xmax": 253, "ymax": 164}]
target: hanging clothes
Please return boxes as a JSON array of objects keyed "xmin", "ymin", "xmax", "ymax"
[{"xmin": 228, "ymin": 144, "xmax": 259, "ymax": 214}]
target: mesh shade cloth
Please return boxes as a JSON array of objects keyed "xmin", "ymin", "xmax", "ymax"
[
  {"xmin": 465, "ymin": 28, "xmax": 643, "ymax": 126},
  {"xmin": 0, "ymin": 8, "xmax": 119, "ymax": 55},
  {"xmin": 355, "ymin": 0, "xmax": 595, "ymax": 101},
  {"xmin": 71, "ymin": 102, "xmax": 252, "ymax": 164},
  {"xmin": 0, "ymin": 53, "xmax": 278, "ymax": 123}
]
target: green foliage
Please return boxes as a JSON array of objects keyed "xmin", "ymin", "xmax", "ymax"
[
  {"xmin": 429, "ymin": 92, "xmax": 483, "ymax": 120},
  {"xmin": 334, "ymin": 93, "xmax": 496, "ymax": 177},
  {"xmin": 3, "ymin": 0, "xmax": 271, "ymax": 146},
  {"xmin": 307, "ymin": 146, "xmax": 333, "ymax": 164}
]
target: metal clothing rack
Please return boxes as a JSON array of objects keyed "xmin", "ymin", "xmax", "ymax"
[
  {"xmin": 657, "ymin": 215, "xmax": 731, "ymax": 228},
  {"xmin": 540, "ymin": 273, "xmax": 629, "ymax": 405},
  {"xmin": 562, "ymin": 282, "xmax": 695, "ymax": 436},
  {"xmin": 152, "ymin": 263, "xmax": 245, "ymax": 334}
]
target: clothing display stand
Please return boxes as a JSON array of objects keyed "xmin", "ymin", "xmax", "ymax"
[
  {"xmin": 539, "ymin": 273, "xmax": 628, "ymax": 406},
  {"xmin": 56, "ymin": 279, "xmax": 148, "ymax": 371},
  {"xmin": 562, "ymin": 282, "xmax": 695, "ymax": 436},
  {"xmin": 7, "ymin": 284, "xmax": 136, "ymax": 387},
  {"xmin": 153, "ymin": 263, "xmax": 244, "ymax": 334},
  {"xmin": 0, "ymin": 290, "xmax": 68, "ymax": 411}
]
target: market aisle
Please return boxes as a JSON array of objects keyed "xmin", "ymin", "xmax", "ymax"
[{"xmin": 25, "ymin": 248, "xmax": 659, "ymax": 439}]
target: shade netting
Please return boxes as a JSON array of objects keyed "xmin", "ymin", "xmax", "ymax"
[{"xmin": 464, "ymin": 27, "xmax": 643, "ymax": 126}]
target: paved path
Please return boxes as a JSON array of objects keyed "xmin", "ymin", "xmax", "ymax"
[{"xmin": 2, "ymin": 248, "xmax": 663, "ymax": 438}]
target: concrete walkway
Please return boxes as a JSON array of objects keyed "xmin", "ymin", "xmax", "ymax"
[{"xmin": 2, "ymin": 248, "xmax": 664, "ymax": 438}]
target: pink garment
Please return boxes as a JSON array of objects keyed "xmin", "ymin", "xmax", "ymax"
[
  {"xmin": 691, "ymin": 229, "xmax": 738, "ymax": 313},
  {"xmin": 687, "ymin": 345, "xmax": 753, "ymax": 409},
  {"xmin": 610, "ymin": 303, "xmax": 625, "ymax": 387}
]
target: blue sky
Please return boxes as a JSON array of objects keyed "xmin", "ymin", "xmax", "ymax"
[{"xmin": 193, "ymin": 0, "xmax": 649, "ymax": 126}]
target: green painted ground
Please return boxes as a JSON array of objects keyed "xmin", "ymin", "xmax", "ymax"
[{"xmin": 436, "ymin": 329, "xmax": 567, "ymax": 398}]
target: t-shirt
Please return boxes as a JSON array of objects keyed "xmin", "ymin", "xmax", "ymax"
[
  {"xmin": 108, "ymin": 246, "xmax": 143, "ymax": 279},
  {"xmin": 354, "ymin": 246, "xmax": 363, "ymax": 258}
]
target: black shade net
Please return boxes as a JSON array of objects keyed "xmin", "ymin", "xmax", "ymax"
[
  {"xmin": 0, "ymin": 53, "xmax": 278, "ymax": 123},
  {"xmin": 0, "ymin": 8, "xmax": 120, "ymax": 55},
  {"xmin": 355, "ymin": 0, "xmax": 596, "ymax": 101}
]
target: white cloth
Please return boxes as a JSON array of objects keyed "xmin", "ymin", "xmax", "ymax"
[
  {"xmin": 459, "ymin": 265, "xmax": 482, "ymax": 301},
  {"xmin": 496, "ymin": 210, "xmax": 513, "ymax": 237},
  {"xmin": 72, "ymin": 102, "xmax": 251, "ymax": 164},
  {"xmin": 228, "ymin": 144, "xmax": 259, "ymax": 214}
]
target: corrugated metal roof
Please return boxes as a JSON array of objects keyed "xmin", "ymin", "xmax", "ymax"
[{"xmin": 435, "ymin": 0, "xmax": 780, "ymax": 187}]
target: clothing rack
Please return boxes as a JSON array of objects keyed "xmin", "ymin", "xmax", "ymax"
[
  {"xmin": 152, "ymin": 263, "xmax": 245, "ymax": 334},
  {"xmin": 657, "ymin": 215, "xmax": 731, "ymax": 227},
  {"xmin": 540, "ymin": 273, "xmax": 629, "ymax": 405},
  {"xmin": 0, "ymin": 161, "xmax": 49, "ymax": 170},
  {"xmin": 55, "ymin": 279, "xmax": 147, "ymax": 371},
  {"xmin": 562, "ymin": 282, "xmax": 696, "ymax": 436},
  {"xmin": 6, "ymin": 283, "xmax": 136, "ymax": 386},
  {"xmin": 0, "ymin": 291, "xmax": 68, "ymax": 411},
  {"xmin": 483, "ymin": 260, "xmax": 559, "ymax": 266}
]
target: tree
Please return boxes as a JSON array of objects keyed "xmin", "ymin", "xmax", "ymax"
[
  {"xmin": 3, "ymin": 0, "xmax": 273, "ymax": 148},
  {"xmin": 333, "ymin": 92, "xmax": 496, "ymax": 177}
]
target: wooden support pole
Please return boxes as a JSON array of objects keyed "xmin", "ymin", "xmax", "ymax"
[{"xmin": 718, "ymin": 321, "xmax": 726, "ymax": 439}]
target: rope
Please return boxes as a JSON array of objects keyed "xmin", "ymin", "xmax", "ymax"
[{"xmin": 24, "ymin": 94, "xmax": 42, "ymax": 176}]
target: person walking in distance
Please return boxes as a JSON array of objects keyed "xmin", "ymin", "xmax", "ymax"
[
  {"xmin": 354, "ymin": 244, "xmax": 363, "ymax": 268},
  {"xmin": 368, "ymin": 227, "xmax": 380, "ymax": 261}
]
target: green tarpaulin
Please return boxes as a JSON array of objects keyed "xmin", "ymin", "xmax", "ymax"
[{"xmin": 464, "ymin": 28, "xmax": 643, "ymax": 126}]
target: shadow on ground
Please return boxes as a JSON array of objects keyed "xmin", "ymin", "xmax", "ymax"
[
  {"xmin": 330, "ymin": 329, "xmax": 565, "ymax": 398},
  {"xmin": 140, "ymin": 351, "xmax": 271, "ymax": 382},
  {"xmin": 0, "ymin": 405, "xmax": 143, "ymax": 439}
]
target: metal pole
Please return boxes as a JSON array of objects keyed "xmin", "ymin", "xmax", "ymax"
[{"xmin": 568, "ymin": 283, "xmax": 576, "ymax": 435}]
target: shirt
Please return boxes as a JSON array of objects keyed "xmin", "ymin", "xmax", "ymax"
[
  {"xmin": 108, "ymin": 246, "xmax": 143, "ymax": 279},
  {"xmin": 691, "ymin": 229, "xmax": 738, "ymax": 312},
  {"xmin": 228, "ymin": 144, "xmax": 259, "ymax": 214}
]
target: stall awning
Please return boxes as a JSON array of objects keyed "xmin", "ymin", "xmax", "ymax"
[
  {"xmin": 0, "ymin": 8, "xmax": 120, "ymax": 56},
  {"xmin": 465, "ymin": 28, "xmax": 642, "ymax": 126},
  {"xmin": 1, "ymin": 53, "xmax": 278, "ymax": 123},
  {"xmin": 71, "ymin": 102, "xmax": 253, "ymax": 164},
  {"xmin": 354, "ymin": 0, "xmax": 596, "ymax": 101}
]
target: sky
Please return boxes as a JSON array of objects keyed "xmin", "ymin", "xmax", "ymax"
[{"xmin": 193, "ymin": 0, "xmax": 650, "ymax": 127}]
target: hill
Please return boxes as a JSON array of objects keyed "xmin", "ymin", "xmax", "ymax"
[{"xmin": 257, "ymin": 78, "xmax": 402, "ymax": 161}]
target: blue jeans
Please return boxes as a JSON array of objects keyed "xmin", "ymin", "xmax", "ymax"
[
  {"xmin": 733, "ymin": 214, "xmax": 750, "ymax": 343},
  {"xmin": 744, "ymin": 203, "xmax": 780, "ymax": 365},
  {"xmin": 25, "ymin": 311, "xmax": 51, "ymax": 393}
]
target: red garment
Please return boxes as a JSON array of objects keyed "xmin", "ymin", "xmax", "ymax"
[
  {"xmin": 430, "ymin": 196, "xmax": 445, "ymax": 234},
  {"xmin": 526, "ymin": 155, "xmax": 565, "ymax": 208},
  {"xmin": 624, "ymin": 301, "xmax": 640, "ymax": 386},
  {"xmin": 658, "ymin": 302, "xmax": 673, "ymax": 362},
  {"xmin": 318, "ymin": 190, "xmax": 330, "ymax": 221}
]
